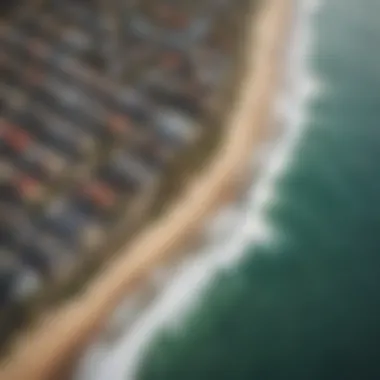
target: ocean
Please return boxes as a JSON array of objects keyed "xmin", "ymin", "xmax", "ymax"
[{"xmin": 74, "ymin": 0, "xmax": 380, "ymax": 379}]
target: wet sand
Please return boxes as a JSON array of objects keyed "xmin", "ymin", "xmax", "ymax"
[{"xmin": 0, "ymin": 0, "xmax": 293, "ymax": 379}]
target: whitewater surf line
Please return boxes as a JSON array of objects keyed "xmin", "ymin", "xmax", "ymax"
[{"xmin": 74, "ymin": 0, "xmax": 323, "ymax": 379}]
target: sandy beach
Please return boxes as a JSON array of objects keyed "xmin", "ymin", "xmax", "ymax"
[{"xmin": 0, "ymin": 0, "xmax": 293, "ymax": 379}]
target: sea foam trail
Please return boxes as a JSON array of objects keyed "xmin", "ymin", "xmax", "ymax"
[{"xmin": 74, "ymin": 1, "xmax": 322, "ymax": 379}]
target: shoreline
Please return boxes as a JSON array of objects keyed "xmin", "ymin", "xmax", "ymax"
[{"xmin": 0, "ymin": 1, "xmax": 293, "ymax": 379}]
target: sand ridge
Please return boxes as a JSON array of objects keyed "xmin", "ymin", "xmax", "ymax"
[{"xmin": 0, "ymin": 1, "xmax": 293, "ymax": 379}]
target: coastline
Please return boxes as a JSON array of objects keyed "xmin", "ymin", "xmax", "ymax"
[{"xmin": 0, "ymin": 1, "xmax": 293, "ymax": 379}]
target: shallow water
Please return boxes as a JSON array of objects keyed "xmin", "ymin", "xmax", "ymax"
[{"xmin": 75, "ymin": 0, "xmax": 380, "ymax": 379}]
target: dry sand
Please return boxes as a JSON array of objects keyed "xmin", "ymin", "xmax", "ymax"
[{"xmin": 0, "ymin": 0, "xmax": 293, "ymax": 379}]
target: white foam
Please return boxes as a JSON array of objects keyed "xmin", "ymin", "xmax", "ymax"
[{"xmin": 74, "ymin": 1, "xmax": 324, "ymax": 379}]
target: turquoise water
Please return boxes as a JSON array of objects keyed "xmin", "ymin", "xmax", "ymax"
[
  {"xmin": 73, "ymin": 1, "xmax": 380, "ymax": 379},
  {"xmin": 132, "ymin": 1, "xmax": 380, "ymax": 379}
]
